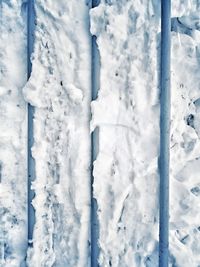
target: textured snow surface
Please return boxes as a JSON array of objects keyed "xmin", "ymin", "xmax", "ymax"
[
  {"xmin": 170, "ymin": 1, "xmax": 200, "ymax": 266},
  {"xmin": 172, "ymin": 0, "xmax": 200, "ymax": 17},
  {"xmin": 23, "ymin": 1, "xmax": 91, "ymax": 266},
  {"xmin": 90, "ymin": 1, "xmax": 160, "ymax": 266},
  {"xmin": 1, "ymin": 0, "xmax": 200, "ymax": 266},
  {"xmin": 0, "ymin": 1, "xmax": 27, "ymax": 266}
]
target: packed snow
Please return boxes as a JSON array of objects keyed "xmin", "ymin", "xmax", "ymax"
[{"xmin": 0, "ymin": 0, "xmax": 200, "ymax": 266}]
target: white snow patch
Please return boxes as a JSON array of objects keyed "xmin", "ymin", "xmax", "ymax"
[
  {"xmin": 170, "ymin": 3, "xmax": 200, "ymax": 265},
  {"xmin": 0, "ymin": 0, "xmax": 27, "ymax": 266},
  {"xmin": 90, "ymin": 1, "xmax": 160, "ymax": 266}
]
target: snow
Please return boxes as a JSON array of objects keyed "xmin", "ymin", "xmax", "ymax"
[
  {"xmin": 170, "ymin": 2, "xmax": 200, "ymax": 266},
  {"xmin": 0, "ymin": 1, "xmax": 27, "ymax": 266},
  {"xmin": 23, "ymin": 1, "xmax": 91, "ymax": 266},
  {"xmin": 90, "ymin": 1, "xmax": 160, "ymax": 266},
  {"xmin": 1, "ymin": 0, "xmax": 200, "ymax": 266},
  {"xmin": 172, "ymin": 0, "xmax": 200, "ymax": 17}
]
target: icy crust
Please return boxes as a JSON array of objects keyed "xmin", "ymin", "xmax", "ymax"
[
  {"xmin": 170, "ymin": 18, "xmax": 200, "ymax": 267},
  {"xmin": 23, "ymin": 1, "xmax": 91, "ymax": 266},
  {"xmin": 90, "ymin": 1, "xmax": 160, "ymax": 266},
  {"xmin": 0, "ymin": 1, "xmax": 27, "ymax": 266}
]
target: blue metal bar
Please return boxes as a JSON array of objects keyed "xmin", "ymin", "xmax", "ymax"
[
  {"xmin": 159, "ymin": 0, "xmax": 171, "ymax": 266},
  {"xmin": 91, "ymin": 1, "xmax": 100, "ymax": 266},
  {"xmin": 27, "ymin": 0, "xmax": 35, "ymax": 246}
]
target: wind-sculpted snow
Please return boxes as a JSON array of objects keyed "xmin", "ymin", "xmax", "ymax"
[
  {"xmin": 23, "ymin": 1, "xmax": 91, "ymax": 266},
  {"xmin": 90, "ymin": 1, "xmax": 161, "ymax": 266},
  {"xmin": 170, "ymin": 2, "xmax": 200, "ymax": 266},
  {"xmin": 0, "ymin": 1, "xmax": 27, "ymax": 266}
]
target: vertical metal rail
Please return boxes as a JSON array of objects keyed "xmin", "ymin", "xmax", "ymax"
[
  {"xmin": 91, "ymin": 1, "xmax": 100, "ymax": 266},
  {"xmin": 159, "ymin": 0, "xmax": 171, "ymax": 266},
  {"xmin": 27, "ymin": 0, "xmax": 35, "ymax": 247}
]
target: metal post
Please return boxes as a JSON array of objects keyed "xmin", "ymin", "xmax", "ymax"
[
  {"xmin": 27, "ymin": 0, "xmax": 35, "ymax": 246},
  {"xmin": 159, "ymin": 0, "xmax": 171, "ymax": 266},
  {"xmin": 91, "ymin": 1, "xmax": 100, "ymax": 266}
]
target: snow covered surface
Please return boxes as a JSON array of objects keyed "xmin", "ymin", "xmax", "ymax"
[
  {"xmin": 170, "ymin": 1, "xmax": 200, "ymax": 266},
  {"xmin": 90, "ymin": 1, "xmax": 161, "ymax": 266},
  {"xmin": 23, "ymin": 1, "xmax": 91, "ymax": 266},
  {"xmin": 172, "ymin": 0, "xmax": 200, "ymax": 17},
  {"xmin": 0, "ymin": 1, "xmax": 27, "ymax": 266},
  {"xmin": 1, "ymin": 0, "xmax": 200, "ymax": 266}
]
